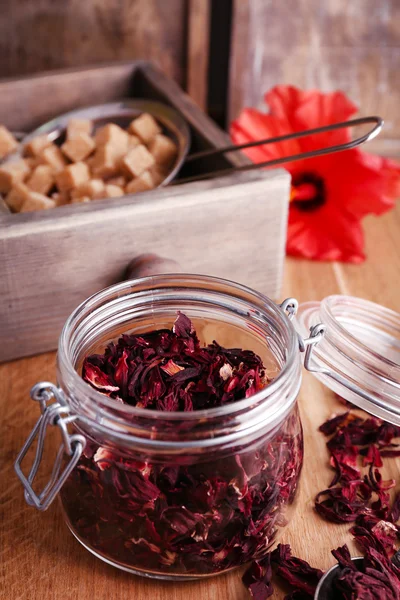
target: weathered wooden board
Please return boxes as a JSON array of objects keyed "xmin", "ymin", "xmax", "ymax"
[
  {"xmin": 230, "ymin": 0, "xmax": 400, "ymax": 157},
  {"xmin": 0, "ymin": 62, "xmax": 290, "ymax": 362},
  {"xmin": 187, "ymin": 0, "xmax": 211, "ymax": 111},
  {"xmin": 0, "ymin": 0, "xmax": 187, "ymax": 85}
]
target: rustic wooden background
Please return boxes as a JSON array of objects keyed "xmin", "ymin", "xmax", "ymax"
[
  {"xmin": 0, "ymin": 0, "xmax": 188, "ymax": 85},
  {"xmin": 1, "ymin": 0, "xmax": 399, "ymax": 151},
  {"xmin": 230, "ymin": 0, "xmax": 400, "ymax": 155}
]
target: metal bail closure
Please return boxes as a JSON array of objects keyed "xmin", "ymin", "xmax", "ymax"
[
  {"xmin": 300, "ymin": 323, "xmax": 327, "ymax": 363},
  {"xmin": 279, "ymin": 297, "xmax": 299, "ymax": 321},
  {"xmin": 14, "ymin": 382, "xmax": 86, "ymax": 511}
]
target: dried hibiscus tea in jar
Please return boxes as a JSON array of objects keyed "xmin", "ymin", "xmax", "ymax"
[{"xmin": 60, "ymin": 312, "xmax": 303, "ymax": 577}]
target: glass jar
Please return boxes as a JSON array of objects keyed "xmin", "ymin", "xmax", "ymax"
[{"xmin": 16, "ymin": 275, "xmax": 356, "ymax": 580}]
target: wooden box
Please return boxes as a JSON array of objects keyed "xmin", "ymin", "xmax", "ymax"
[{"xmin": 0, "ymin": 61, "xmax": 290, "ymax": 362}]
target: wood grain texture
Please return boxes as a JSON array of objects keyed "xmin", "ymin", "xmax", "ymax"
[
  {"xmin": 0, "ymin": 0, "xmax": 187, "ymax": 85},
  {"xmin": 1, "ymin": 203, "xmax": 400, "ymax": 600},
  {"xmin": 0, "ymin": 62, "xmax": 138, "ymax": 132},
  {"xmin": 187, "ymin": 0, "xmax": 211, "ymax": 111},
  {"xmin": 229, "ymin": 0, "xmax": 400, "ymax": 156}
]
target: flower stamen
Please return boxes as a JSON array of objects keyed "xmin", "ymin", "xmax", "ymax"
[{"xmin": 290, "ymin": 172, "xmax": 326, "ymax": 212}]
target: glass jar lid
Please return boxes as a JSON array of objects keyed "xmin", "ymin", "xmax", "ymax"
[{"xmin": 296, "ymin": 295, "xmax": 400, "ymax": 425}]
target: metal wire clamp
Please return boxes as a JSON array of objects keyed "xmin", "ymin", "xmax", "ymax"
[{"xmin": 14, "ymin": 382, "xmax": 86, "ymax": 511}]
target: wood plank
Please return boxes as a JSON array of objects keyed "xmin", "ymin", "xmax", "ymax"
[
  {"xmin": 2, "ymin": 204, "xmax": 399, "ymax": 600},
  {"xmin": 0, "ymin": 0, "xmax": 187, "ymax": 85},
  {"xmin": 229, "ymin": 0, "xmax": 250, "ymax": 124},
  {"xmin": 187, "ymin": 0, "xmax": 211, "ymax": 111},
  {"xmin": 229, "ymin": 0, "xmax": 400, "ymax": 156},
  {"xmin": 0, "ymin": 62, "xmax": 138, "ymax": 131}
]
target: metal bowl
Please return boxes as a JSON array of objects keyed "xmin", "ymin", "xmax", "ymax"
[{"xmin": 5, "ymin": 99, "xmax": 191, "ymax": 187}]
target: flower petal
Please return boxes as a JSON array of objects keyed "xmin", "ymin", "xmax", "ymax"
[
  {"xmin": 230, "ymin": 107, "xmax": 304, "ymax": 171},
  {"xmin": 265, "ymin": 85, "xmax": 358, "ymax": 150},
  {"xmin": 287, "ymin": 204, "xmax": 366, "ymax": 263}
]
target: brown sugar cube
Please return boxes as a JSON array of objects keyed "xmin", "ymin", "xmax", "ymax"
[
  {"xmin": 85, "ymin": 155, "xmax": 95, "ymax": 170},
  {"xmin": 94, "ymin": 124, "xmax": 129, "ymax": 150},
  {"xmin": 121, "ymin": 144, "xmax": 155, "ymax": 178},
  {"xmin": 55, "ymin": 162, "xmax": 90, "ymax": 192},
  {"xmin": 61, "ymin": 132, "xmax": 95, "ymax": 163},
  {"xmin": 125, "ymin": 171, "xmax": 155, "ymax": 194},
  {"xmin": 107, "ymin": 175, "xmax": 126, "ymax": 187},
  {"xmin": 26, "ymin": 165, "xmax": 55, "ymax": 195},
  {"xmin": 20, "ymin": 191, "xmax": 56, "ymax": 212},
  {"xmin": 149, "ymin": 164, "xmax": 167, "ymax": 186},
  {"xmin": 24, "ymin": 135, "xmax": 52, "ymax": 158},
  {"xmin": 39, "ymin": 144, "xmax": 67, "ymax": 172},
  {"xmin": 91, "ymin": 144, "xmax": 120, "ymax": 179},
  {"xmin": 52, "ymin": 191, "xmax": 70, "ymax": 207},
  {"xmin": 71, "ymin": 178, "xmax": 105, "ymax": 200},
  {"xmin": 5, "ymin": 182, "xmax": 31, "ymax": 212},
  {"xmin": 24, "ymin": 157, "xmax": 39, "ymax": 170},
  {"xmin": 149, "ymin": 134, "xmax": 177, "ymax": 167},
  {"xmin": 71, "ymin": 195, "xmax": 91, "ymax": 204},
  {"xmin": 104, "ymin": 184, "xmax": 124, "ymax": 198},
  {"xmin": 128, "ymin": 135, "xmax": 140, "ymax": 149},
  {"xmin": 67, "ymin": 118, "xmax": 93, "ymax": 140},
  {"xmin": 128, "ymin": 113, "xmax": 161, "ymax": 145},
  {"xmin": 0, "ymin": 160, "xmax": 31, "ymax": 194},
  {"xmin": 0, "ymin": 125, "xmax": 18, "ymax": 159}
]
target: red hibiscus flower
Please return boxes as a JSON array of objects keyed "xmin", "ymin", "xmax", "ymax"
[{"xmin": 231, "ymin": 85, "xmax": 400, "ymax": 263}]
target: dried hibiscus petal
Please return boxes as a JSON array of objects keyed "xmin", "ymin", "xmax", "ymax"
[
  {"xmin": 82, "ymin": 312, "xmax": 270, "ymax": 411},
  {"xmin": 332, "ymin": 544, "xmax": 400, "ymax": 600},
  {"xmin": 243, "ymin": 542, "xmax": 399, "ymax": 600},
  {"xmin": 82, "ymin": 363, "xmax": 119, "ymax": 393},
  {"xmin": 270, "ymin": 544, "xmax": 323, "ymax": 596},
  {"xmin": 242, "ymin": 553, "xmax": 274, "ymax": 600},
  {"xmin": 389, "ymin": 492, "xmax": 400, "ymax": 524},
  {"xmin": 319, "ymin": 411, "xmax": 353, "ymax": 435},
  {"xmin": 351, "ymin": 517, "xmax": 399, "ymax": 557},
  {"xmin": 316, "ymin": 408, "xmax": 400, "ymax": 560},
  {"xmin": 242, "ymin": 543, "xmax": 322, "ymax": 600}
]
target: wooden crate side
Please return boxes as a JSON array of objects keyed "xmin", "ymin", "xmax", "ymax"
[
  {"xmin": 0, "ymin": 170, "xmax": 290, "ymax": 361},
  {"xmin": 0, "ymin": 62, "xmax": 140, "ymax": 131}
]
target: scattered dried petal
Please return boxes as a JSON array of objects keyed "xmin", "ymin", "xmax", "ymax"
[
  {"xmin": 270, "ymin": 544, "xmax": 323, "ymax": 596},
  {"xmin": 242, "ymin": 553, "xmax": 274, "ymax": 600}
]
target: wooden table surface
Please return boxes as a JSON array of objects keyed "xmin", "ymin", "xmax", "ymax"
[{"xmin": 1, "ymin": 204, "xmax": 400, "ymax": 600}]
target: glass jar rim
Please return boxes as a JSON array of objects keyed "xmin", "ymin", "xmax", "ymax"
[
  {"xmin": 57, "ymin": 274, "xmax": 300, "ymax": 426},
  {"xmin": 321, "ymin": 295, "xmax": 400, "ymax": 372}
]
